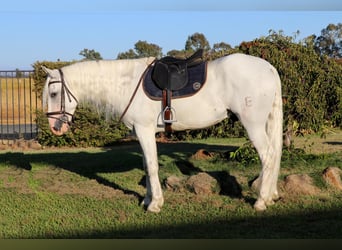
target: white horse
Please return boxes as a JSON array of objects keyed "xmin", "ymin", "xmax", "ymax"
[{"xmin": 42, "ymin": 53, "xmax": 283, "ymax": 212}]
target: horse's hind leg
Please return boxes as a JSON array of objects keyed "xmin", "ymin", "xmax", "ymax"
[
  {"xmin": 134, "ymin": 124, "xmax": 164, "ymax": 213},
  {"xmin": 241, "ymin": 121, "xmax": 279, "ymax": 211}
]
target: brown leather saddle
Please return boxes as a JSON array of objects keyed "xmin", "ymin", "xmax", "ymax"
[{"xmin": 143, "ymin": 50, "xmax": 207, "ymax": 133}]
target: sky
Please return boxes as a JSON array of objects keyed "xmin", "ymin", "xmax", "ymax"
[{"xmin": 0, "ymin": 0, "xmax": 341, "ymax": 70}]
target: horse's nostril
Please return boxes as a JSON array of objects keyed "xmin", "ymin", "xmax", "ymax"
[{"xmin": 53, "ymin": 119, "xmax": 63, "ymax": 131}]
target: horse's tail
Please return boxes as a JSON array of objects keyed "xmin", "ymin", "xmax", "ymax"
[{"xmin": 266, "ymin": 66, "xmax": 283, "ymax": 194}]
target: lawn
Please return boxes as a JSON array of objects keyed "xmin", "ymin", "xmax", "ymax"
[{"xmin": 0, "ymin": 130, "xmax": 341, "ymax": 238}]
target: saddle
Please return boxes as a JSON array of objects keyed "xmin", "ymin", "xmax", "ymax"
[
  {"xmin": 151, "ymin": 49, "xmax": 204, "ymax": 91},
  {"xmin": 147, "ymin": 49, "xmax": 206, "ymax": 133}
]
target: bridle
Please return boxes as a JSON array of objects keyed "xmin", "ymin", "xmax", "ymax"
[{"xmin": 46, "ymin": 69, "xmax": 78, "ymax": 127}]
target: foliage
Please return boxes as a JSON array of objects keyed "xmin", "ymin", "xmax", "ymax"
[
  {"xmin": 117, "ymin": 40, "xmax": 162, "ymax": 59},
  {"xmin": 185, "ymin": 32, "xmax": 211, "ymax": 53},
  {"xmin": 79, "ymin": 48, "xmax": 103, "ymax": 60},
  {"xmin": 228, "ymin": 142, "xmax": 260, "ymax": 166}
]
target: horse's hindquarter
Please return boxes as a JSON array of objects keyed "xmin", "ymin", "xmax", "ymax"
[{"xmin": 213, "ymin": 54, "xmax": 279, "ymax": 122}]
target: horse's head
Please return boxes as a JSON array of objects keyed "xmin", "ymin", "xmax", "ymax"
[{"xmin": 42, "ymin": 66, "xmax": 78, "ymax": 136}]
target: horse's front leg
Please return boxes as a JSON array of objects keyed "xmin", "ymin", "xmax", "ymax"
[{"xmin": 134, "ymin": 125, "xmax": 164, "ymax": 213}]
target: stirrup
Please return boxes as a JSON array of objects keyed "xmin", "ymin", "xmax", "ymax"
[{"xmin": 162, "ymin": 106, "xmax": 177, "ymax": 123}]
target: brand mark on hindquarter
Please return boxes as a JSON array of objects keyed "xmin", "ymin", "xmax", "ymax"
[{"xmin": 245, "ymin": 96, "xmax": 252, "ymax": 107}]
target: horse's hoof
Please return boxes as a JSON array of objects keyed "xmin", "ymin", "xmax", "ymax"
[
  {"xmin": 141, "ymin": 196, "xmax": 163, "ymax": 213},
  {"xmin": 147, "ymin": 204, "xmax": 161, "ymax": 213},
  {"xmin": 254, "ymin": 199, "xmax": 267, "ymax": 211},
  {"xmin": 265, "ymin": 199, "xmax": 275, "ymax": 206},
  {"xmin": 146, "ymin": 200, "xmax": 163, "ymax": 213}
]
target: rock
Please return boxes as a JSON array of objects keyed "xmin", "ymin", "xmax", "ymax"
[
  {"xmin": 186, "ymin": 172, "xmax": 220, "ymax": 195},
  {"xmin": 322, "ymin": 167, "xmax": 342, "ymax": 190},
  {"xmin": 164, "ymin": 175, "xmax": 186, "ymax": 191},
  {"xmin": 28, "ymin": 140, "xmax": 42, "ymax": 150},
  {"xmin": 191, "ymin": 149, "xmax": 214, "ymax": 160},
  {"xmin": 284, "ymin": 174, "xmax": 320, "ymax": 195}
]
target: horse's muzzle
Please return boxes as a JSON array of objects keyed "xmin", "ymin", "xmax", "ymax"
[
  {"xmin": 49, "ymin": 115, "xmax": 70, "ymax": 136},
  {"xmin": 53, "ymin": 115, "xmax": 69, "ymax": 132}
]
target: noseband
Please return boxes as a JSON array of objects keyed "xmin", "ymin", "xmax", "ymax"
[{"xmin": 46, "ymin": 69, "xmax": 78, "ymax": 127}]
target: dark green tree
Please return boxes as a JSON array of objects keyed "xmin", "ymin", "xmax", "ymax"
[
  {"xmin": 185, "ymin": 32, "xmax": 211, "ymax": 53},
  {"xmin": 135, "ymin": 40, "xmax": 163, "ymax": 58},
  {"xmin": 210, "ymin": 42, "xmax": 233, "ymax": 59},
  {"xmin": 166, "ymin": 49, "xmax": 187, "ymax": 58},
  {"xmin": 117, "ymin": 40, "xmax": 162, "ymax": 59},
  {"xmin": 79, "ymin": 48, "xmax": 103, "ymax": 60}
]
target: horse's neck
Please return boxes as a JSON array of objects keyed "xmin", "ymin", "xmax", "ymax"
[{"xmin": 64, "ymin": 58, "xmax": 150, "ymax": 116}]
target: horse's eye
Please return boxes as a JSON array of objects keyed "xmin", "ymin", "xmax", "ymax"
[{"xmin": 50, "ymin": 93, "xmax": 57, "ymax": 98}]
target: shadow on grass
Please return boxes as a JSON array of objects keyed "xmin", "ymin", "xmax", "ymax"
[
  {"xmin": 0, "ymin": 142, "xmax": 144, "ymax": 199},
  {"xmin": 324, "ymin": 141, "xmax": 342, "ymax": 146},
  {"xmin": 16, "ymin": 204, "xmax": 342, "ymax": 238},
  {"xmin": 0, "ymin": 141, "xmax": 239, "ymax": 202},
  {"xmin": 93, "ymin": 205, "xmax": 342, "ymax": 238}
]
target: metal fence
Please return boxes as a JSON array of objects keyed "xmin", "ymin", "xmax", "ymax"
[{"xmin": 0, "ymin": 70, "xmax": 41, "ymax": 142}]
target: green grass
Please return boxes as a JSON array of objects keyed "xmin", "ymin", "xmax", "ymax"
[{"xmin": 0, "ymin": 137, "xmax": 342, "ymax": 238}]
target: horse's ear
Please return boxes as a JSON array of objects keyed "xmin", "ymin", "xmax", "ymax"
[{"xmin": 41, "ymin": 66, "xmax": 54, "ymax": 76}]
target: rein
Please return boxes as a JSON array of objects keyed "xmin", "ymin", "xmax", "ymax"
[
  {"xmin": 119, "ymin": 59, "xmax": 156, "ymax": 122},
  {"xmin": 46, "ymin": 69, "xmax": 78, "ymax": 126}
]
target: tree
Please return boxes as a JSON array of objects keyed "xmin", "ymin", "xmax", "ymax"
[
  {"xmin": 212, "ymin": 42, "xmax": 232, "ymax": 53},
  {"xmin": 117, "ymin": 49, "xmax": 137, "ymax": 59},
  {"xmin": 117, "ymin": 40, "xmax": 162, "ymax": 59},
  {"xmin": 210, "ymin": 42, "xmax": 233, "ymax": 59},
  {"xmin": 166, "ymin": 49, "xmax": 187, "ymax": 58},
  {"xmin": 185, "ymin": 32, "xmax": 211, "ymax": 53},
  {"xmin": 79, "ymin": 48, "xmax": 103, "ymax": 60},
  {"xmin": 134, "ymin": 40, "xmax": 163, "ymax": 58},
  {"xmin": 314, "ymin": 23, "xmax": 342, "ymax": 58}
]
